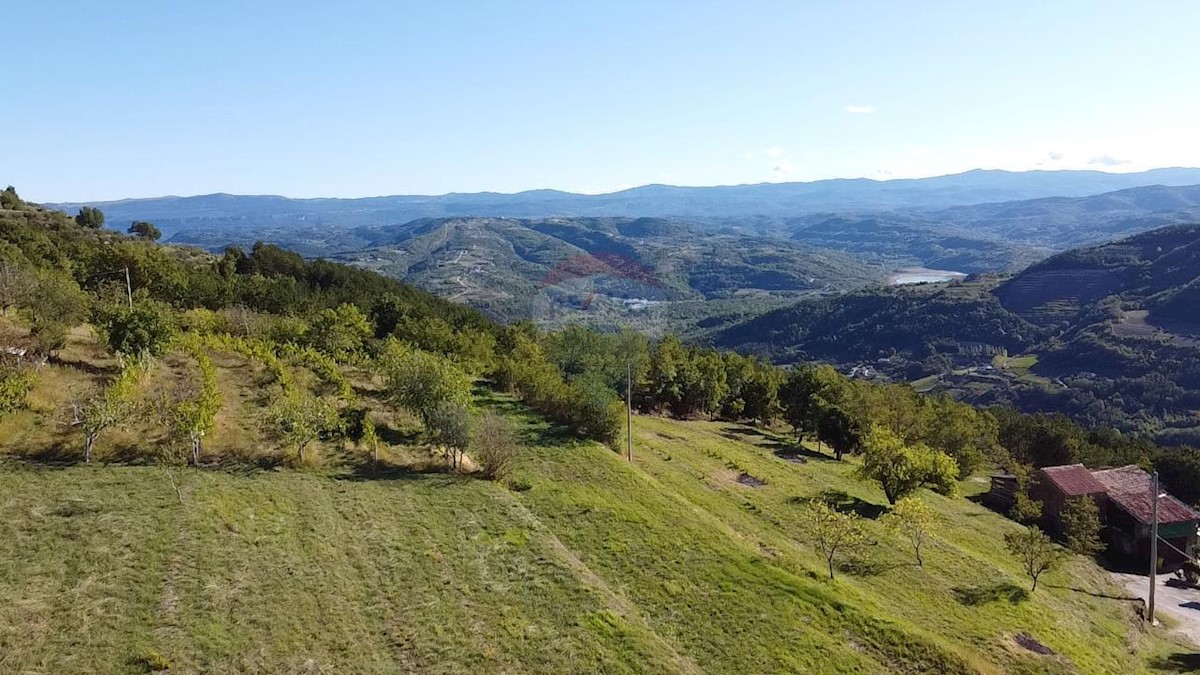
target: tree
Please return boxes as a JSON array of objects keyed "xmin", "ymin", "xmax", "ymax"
[
  {"xmin": 817, "ymin": 406, "xmax": 861, "ymax": 460},
  {"xmin": 266, "ymin": 390, "xmax": 341, "ymax": 464},
  {"xmin": 128, "ymin": 221, "xmax": 162, "ymax": 241},
  {"xmin": 0, "ymin": 365, "xmax": 35, "ymax": 417},
  {"xmin": 96, "ymin": 302, "xmax": 176, "ymax": 358},
  {"xmin": 75, "ymin": 206, "xmax": 106, "ymax": 229},
  {"xmin": 0, "ymin": 186, "xmax": 20, "ymax": 209},
  {"xmin": 379, "ymin": 339, "xmax": 472, "ymax": 422},
  {"xmin": 800, "ymin": 500, "xmax": 872, "ymax": 579},
  {"xmin": 26, "ymin": 269, "xmax": 90, "ymax": 356},
  {"xmin": 473, "ymin": 413, "xmax": 518, "ymax": 481},
  {"xmin": 427, "ymin": 401, "xmax": 471, "ymax": 471},
  {"xmin": 71, "ymin": 364, "xmax": 143, "ymax": 462},
  {"xmin": 1061, "ymin": 496, "xmax": 1105, "ymax": 556},
  {"xmin": 856, "ymin": 426, "xmax": 958, "ymax": 504},
  {"xmin": 165, "ymin": 350, "xmax": 220, "ymax": 465},
  {"xmin": 1008, "ymin": 463, "xmax": 1044, "ymax": 525},
  {"xmin": 360, "ymin": 413, "xmax": 382, "ymax": 464},
  {"xmin": 1004, "ymin": 526, "xmax": 1065, "ymax": 591},
  {"xmin": 883, "ymin": 497, "xmax": 940, "ymax": 567},
  {"xmin": 307, "ymin": 303, "xmax": 373, "ymax": 357},
  {"xmin": 0, "ymin": 258, "xmax": 35, "ymax": 315},
  {"xmin": 781, "ymin": 365, "xmax": 839, "ymax": 442}
]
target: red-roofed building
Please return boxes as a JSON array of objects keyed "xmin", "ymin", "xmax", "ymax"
[
  {"xmin": 1032, "ymin": 464, "xmax": 1107, "ymax": 535},
  {"xmin": 1092, "ymin": 465, "xmax": 1200, "ymax": 564},
  {"xmin": 992, "ymin": 463, "xmax": 1200, "ymax": 566}
]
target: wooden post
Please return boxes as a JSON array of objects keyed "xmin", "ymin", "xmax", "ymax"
[
  {"xmin": 124, "ymin": 266, "xmax": 133, "ymax": 309},
  {"xmin": 626, "ymin": 361, "xmax": 633, "ymax": 462},
  {"xmin": 1149, "ymin": 471, "xmax": 1159, "ymax": 624}
]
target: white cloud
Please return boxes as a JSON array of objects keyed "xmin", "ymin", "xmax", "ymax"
[
  {"xmin": 773, "ymin": 159, "xmax": 799, "ymax": 176},
  {"xmin": 1088, "ymin": 154, "xmax": 1132, "ymax": 167},
  {"xmin": 845, "ymin": 105, "xmax": 875, "ymax": 114},
  {"xmin": 764, "ymin": 146, "xmax": 785, "ymax": 158}
]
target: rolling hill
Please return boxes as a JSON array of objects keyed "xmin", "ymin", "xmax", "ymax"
[
  {"xmin": 0, "ymin": 323, "xmax": 1187, "ymax": 674},
  {"xmin": 168, "ymin": 216, "xmax": 885, "ymax": 327},
  {"xmin": 713, "ymin": 224, "xmax": 1200, "ymax": 445}
]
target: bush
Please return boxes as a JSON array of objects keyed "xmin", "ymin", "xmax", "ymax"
[
  {"xmin": 473, "ymin": 413, "xmax": 518, "ymax": 481},
  {"xmin": 427, "ymin": 401, "xmax": 472, "ymax": 471},
  {"xmin": 95, "ymin": 302, "xmax": 177, "ymax": 357}
]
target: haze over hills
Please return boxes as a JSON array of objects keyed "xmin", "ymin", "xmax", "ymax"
[{"xmin": 50, "ymin": 168, "xmax": 1200, "ymax": 236}]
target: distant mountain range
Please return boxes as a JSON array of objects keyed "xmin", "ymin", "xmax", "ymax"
[{"xmin": 50, "ymin": 168, "xmax": 1200, "ymax": 236}]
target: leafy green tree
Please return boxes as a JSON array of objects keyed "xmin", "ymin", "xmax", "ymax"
[
  {"xmin": 921, "ymin": 395, "xmax": 998, "ymax": 477},
  {"xmin": 740, "ymin": 362, "xmax": 783, "ymax": 425},
  {"xmin": 307, "ymin": 303, "xmax": 373, "ymax": 357},
  {"xmin": 1008, "ymin": 464, "xmax": 1044, "ymax": 525},
  {"xmin": 361, "ymin": 413, "xmax": 381, "ymax": 464},
  {"xmin": 26, "ymin": 270, "xmax": 90, "ymax": 356},
  {"xmin": 1061, "ymin": 496, "xmax": 1105, "ymax": 556},
  {"xmin": 71, "ymin": 363, "xmax": 144, "ymax": 462},
  {"xmin": 0, "ymin": 186, "xmax": 21, "ymax": 209},
  {"xmin": 166, "ymin": 350, "xmax": 220, "ymax": 465},
  {"xmin": 379, "ymin": 338, "xmax": 472, "ymax": 423},
  {"xmin": 567, "ymin": 373, "xmax": 625, "ymax": 447},
  {"xmin": 128, "ymin": 221, "xmax": 162, "ymax": 240},
  {"xmin": 781, "ymin": 365, "xmax": 841, "ymax": 442},
  {"xmin": 685, "ymin": 350, "xmax": 729, "ymax": 419},
  {"xmin": 96, "ymin": 302, "xmax": 176, "ymax": 358},
  {"xmin": 75, "ymin": 206, "xmax": 106, "ymax": 229},
  {"xmin": 1004, "ymin": 526, "xmax": 1065, "ymax": 592},
  {"xmin": 0, "ymin": 258, "xmax": 35, "ymax": 316},
  {"xmin": 817, "ymin": 406, "xmax": 861, "ymax": 460},
  {"xmin": 883, "ymin": 497, "xmax": 940, "ymax": 567},
  {"xmin": 427, "ymin": 401, "xmax": 472, "ymax": 471},
  {"xmin": 265, "ymin": 390, "xmax": 341, "ymax": 464},
  {"xmin": 800, "ymin": 499, "xmax": 872, "ymax": 580},
  {"xmin": 856, "ymin": 426, "xmax": 958, "ymax": 504},
  {"xmin": 0, "ymin": 366, "xmax": 35, "ymax": 417}
]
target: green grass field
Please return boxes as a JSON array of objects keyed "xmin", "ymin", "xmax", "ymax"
[{"xmin": 1, "ymin": 379, "xmax": 1194, "ymax": 673}]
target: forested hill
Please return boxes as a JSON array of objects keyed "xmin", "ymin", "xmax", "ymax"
[
  {"xmin": 51, "ymin": 168, "xmax": 1200, "ymax": 234},
  {"xmin": 997, "ymin": 223, "xmax": 1200, "ymax": 326},
  {"xmin": 167, "ymin": 216, "xmax": 883, "ymax": 326},
  {"xmin": 712, "ymin": 223, "xmax": 1200, "ymax": 445}
]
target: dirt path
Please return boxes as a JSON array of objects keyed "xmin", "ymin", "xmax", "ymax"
[{"xmin": 1112, "ymin": 571, "xmax": 1200, "ymax": 646}]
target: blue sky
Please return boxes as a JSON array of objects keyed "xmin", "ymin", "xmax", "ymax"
[{"xmin": 4, "ymin": 1, "xmax": 1199, "ymax": 201}]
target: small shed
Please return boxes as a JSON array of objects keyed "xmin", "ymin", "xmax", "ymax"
[{"xmin": 983, "ymin": 473, "xmax": 1018, "ymax": 512}]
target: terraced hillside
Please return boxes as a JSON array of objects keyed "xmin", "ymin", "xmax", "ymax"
[{"xmin": 0, "ymin": 329, "xmax": 1191, "ymax": 674}]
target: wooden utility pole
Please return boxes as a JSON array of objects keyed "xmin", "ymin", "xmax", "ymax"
[
  {"xmin": 1149, "ymin": 471, "xmax": 1160, "ymax": 624},
  {"xmin": 124, "ymin": 267, "xmax": 133, "ymax": 309},
  {"xmin": 626, "ymin": 361, "xmax": 633, "ymax": 462}
]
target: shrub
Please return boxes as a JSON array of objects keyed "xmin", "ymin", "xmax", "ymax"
[{"xmin": 473, "ymin": 413, "xmax": 518, "ymax": 481}]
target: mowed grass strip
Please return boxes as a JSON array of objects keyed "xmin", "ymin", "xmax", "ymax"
[{"xmin": 0, "ymin": 462, "xmax": 688, "ymax": 674}]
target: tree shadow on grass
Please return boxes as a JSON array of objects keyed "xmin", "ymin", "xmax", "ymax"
[
  {"xmin": 376, "ymin": 424, "xmax": 421, "ymax": 447},
  {"xmin": 817, "ymin": 490, "xmax": 888, "ymax": 520},
  {"xmin": 770, "ymin": 442, "xmax": 836, "ymax": 464},
  {"xmin": 838, "ymin": 555, "xmax": 905, "ymax": 578},
  {"xmin": 335, "ymin": 461, "xmax": 460, "ymax": 486},
  {"xmin": 1149, "ymin": 653, "xmax": 1200, "ymax": 672},
  {"xmin": 1043, "ymin": 583, "xmax": 1138, "ymax": 602},
  {"xmin": 951, "ymin": 582, "xmax": 1029, "ymax": 606}
]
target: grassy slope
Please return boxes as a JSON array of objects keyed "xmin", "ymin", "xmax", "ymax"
[{"xmin": 0, "ymin": 333, "xmax": 1191, "ymax": 673}]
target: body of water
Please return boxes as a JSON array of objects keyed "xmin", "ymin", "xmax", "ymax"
[{"xmin": 888, "ymin": 268, "xmax": 968, "ymax": 285}]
